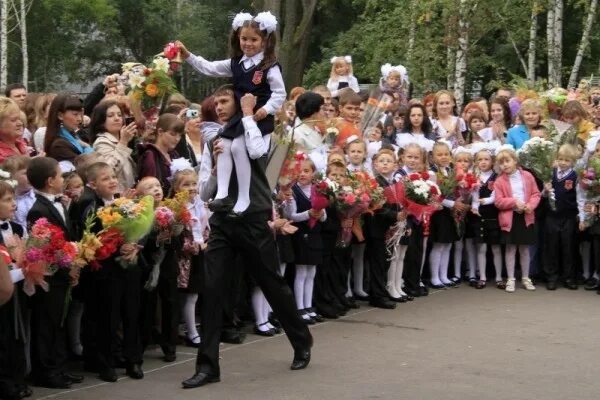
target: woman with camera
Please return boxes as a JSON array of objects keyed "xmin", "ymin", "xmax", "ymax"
[{"xmin": 89, "ymin": 99, "xmax": 138, "ymax": 192}]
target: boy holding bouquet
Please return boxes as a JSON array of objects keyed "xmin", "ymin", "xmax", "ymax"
[
  {"xmin": 26, "ymin": 157, "xmax": 84, "ymax": 389},
  {"xmin": 80, "ymin": 162, "xmax": 143, "ymax": 382}
]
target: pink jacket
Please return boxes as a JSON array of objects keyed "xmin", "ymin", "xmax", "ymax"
[{"xmin": 493, "ymin": 169, "xmax": 541, "ymax": 232}]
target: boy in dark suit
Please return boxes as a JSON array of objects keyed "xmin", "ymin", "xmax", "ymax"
[{"xmin": 26, "ymin": 157, "xmax": 83, "ymax": 389}]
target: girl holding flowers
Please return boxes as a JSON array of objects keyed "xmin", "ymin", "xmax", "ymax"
[
  {"xmin": 494, "ymin": 147, "xmax": 541, "ymax": 293},
  {"xmin": 284, "ymin": 159, "xmax": 326, "ymax": 324}
]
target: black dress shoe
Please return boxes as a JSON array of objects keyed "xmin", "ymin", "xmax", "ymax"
[
  {"xmin": 163, "ymin": 353, "xmax": 177, "ymax": 362},
  {"xmin": 584, "ymin": 277, "xmax": 599, "ymax": 290},
  {"xmin": 181, "ymin": 372, "xmax": 220, "ymax": 389},
  {"xmin": 254, "ymin": 323, "xmax": 275, "ymax": 337},
  {"xmin": 390, "ymin": 295, "xmax": 406, "ymax": 303},
  {"xmin": 369, "ymin": 299, "xmax": 396, "ymax": 309},
  {"xmin": 353, "ymin": 293, "xmax": 370, "ymax": 302},
  {"xmin": 290, "ymin": 348, "xmax": 311, "ymax": 370},
  {"xmin": 345, "ymin": 297, "xmax": 360, "ymax": 309},
  {"xmin": 564, "ymin": 280, "xmax": 578, "ymax": 290},
  {"xmin": 34, "ymin": 376, "xmax": 71, "ymax": 389},
  {"xmin": 207, "ymin": 197, "xmax": 233, "ymax": 212},
  {"xmin": 220, "ymin": 330, "xmax": 246, "ymax": 344},
  {"xmin": 306, "ymin": 308, "xmax": 324, "ymax": 322},
  {"xmin": 99, "ymin": 368, "xmax": 118, "ymax": 382},
  {"xmin": 185, "ymin": 336, "xmax": 201, "ymax": 348},
  {"xmin": 404, "ymin": 288, "xmax": 420, "ymax": 298},
  {"xmin": 429, "ymin": 283, "xmax": 446, "ymax": 289},
  {"xmin": 546, "ymin": 281, "xmax": 557, "ymax": 290},
  {"xmin": 126, "ymin": 364, "xmax": 144, "ymax": 379},
  {"xmin": 419, "ymin": 284, "xmax": 429, "ymax": 296},
  {"xmin": 17, "ymin": 385, "xmax": 32, "ymax": 399},
  {"xmin": 62, "ymin": 372, "xmax": 84, "ymax": 384},
  {"xmin": 404, "ymin": 294, "xmax": 414, "ymax": 301}
]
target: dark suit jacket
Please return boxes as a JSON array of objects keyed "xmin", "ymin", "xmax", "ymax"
[
  {"xmin": 364, "ymin": 175, "xmax": 403, "ymax": 240},
  {"xmin": 27, "ymin": 194, "xmax": 74, "ymax": 241}
]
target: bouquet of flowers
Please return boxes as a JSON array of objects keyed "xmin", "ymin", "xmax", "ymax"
[
  {"xmin": 309, "ymin": 177, "xmax": 339, "ymax": 228},
  {"xmin": 384, "ymin": 171, "xmax": 441, "ymax": 236},
  {"xmin": 73, "ymin": 214, "xmax": 125, "ymax": 272},
  {"xmin": 8, "ymin": 219, "xmax": 79, "ymax": 296},
  {"xmin": 517, "ymin": 137, "xmax": 557, "ymax": 209},
  {"xmin": 97, "ymin": 196, "xmax": 155, "ymax": 243},
  {"xmin": 579, "ymin": 155, "xmax": 600, "ymax": 227},
  {"xmin": 156, "ymin": 191, "xmax": 192, "ymax": 240},
  {"xmin": 278, "ymin": 151, "xmax": 309, "ymax": 188},
  {"xmin": 332, "ymin": 172, "xmax": 374, "ymax": 247},
  {"xmin": 353, "ymin": 171, "xmax": 386, "ymax": 214},
  {"xmin": 123, "ymin": 54, "xmax": 178, "ymax": 121}
]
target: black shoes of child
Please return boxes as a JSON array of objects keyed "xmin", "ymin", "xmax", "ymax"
[
  {"xmin": 4, "ymin": 384, "xmax": 32, "ymax": 400},
  {"xmin": 34, "ymin": 372, "xmax": 83, "ymax": 389},
  {"xmin": 290, "ymin": 348, "xmax": 311, "ymax": 370},
  {"xmin": 254, "ymin": 322, "xmax": 276, "ymax": 337},
  {"xmin": 99, "ymin": 368, "xmax": 118, "ymax": 383},
  {"xmin": 547, "ymin": 280, "xmax": 579, "ymax": 290},
  {"xmin": 369, "ymin": 298, "xmax": 396, "ymax": 309},
  {"xmin": 584, "ymin": 277, "xmax": 599, "ymax": 290},
  {"xmin": 126, "ymin": 364, "xmax": 144, "ymax": 380},
  {"xmin": 207, "ymin": 197, "xmax": 233, "ymax": 213}
]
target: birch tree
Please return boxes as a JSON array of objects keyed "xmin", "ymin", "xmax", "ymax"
[
  {"xmin": 10, "ymin": 0, "xmax": 32, "ymax": 88},
  {"xmin": 0, "ymin": 0, "xmax": 7, "ymax": 89},
  {"xmin": 553, "ymin": 0, "xmax": 563, "ymax": 86},
  {"xmin": 547, "ymin": 0, "xmax": 555, "ymax": 85},
  {"xmin": 453, "ymin": 0, "xmax": 475, "ymax": 111},
  {"xmin": 527, "ymin": 1, "xmax": 538, "ymax": 82},
  {"xmin": 567, "ymin": 0, "xmax": 598, "ymax": 88}
]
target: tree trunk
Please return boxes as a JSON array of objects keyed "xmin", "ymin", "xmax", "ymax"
[
  {"xmin": 567, "ymin": 0, "xmax": 597, "ymax": 88},
  {"xmin": 547, "ymin": 0, "xmax": 555, "ymax": 85},
  {"xmin": 553, "ymin": 0, "xmax": 563, "ymax": 86},
  {"xmin": 407, "ymin": 0, "xmax": 417, "ymax": 64},
  {"xmin": 527, "ymin": 1, "xmax": 538, "ymax": 82},
  {"xmin": 447, "ymin": 46, "xmax": 455, "ymax": 90},
  {"xmin": 0, "ymin": 0, "xmax": 7, "ymax": 89},
  {"xmin": 276, "ymin": 0, "xmax": 317, "ymax": 88},
  {"xmin": 19, "ymin": 0, "xmax": 27, "ymax": 88},
  {"xmin": 453, "ymin": 0, "xmax": 470, "ymax": 111}
]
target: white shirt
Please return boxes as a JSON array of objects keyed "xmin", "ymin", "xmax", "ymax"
[
  {"xmin": 198, "ymin": 145, "xmax": 215, "ymax": 202},
  {"xmin": 186, "ymin": 52, "xmax": 286, "ymax": 115},
  {"xmin": 14, "ymin": 188, "xmax": 36, "ymax": 232},
  {"xmin": 326, "ymin": 75, "xmax": 360, "ymax": 98},
  {"xmin": 472, "ymin": 170, "xmax": 495, "ymax": 209},
  {"xmin": 242, "ymin": 116, "xmax": 270, "ymax": 159},
  {"xmin": 188, "ymin": 196, "xmax": 209, "ymax": 245},
  {"xmin": 293, "ymin": 123, "xmax": 323, "ymax": 152},
  {"xmin": 35, "ymin": 191, "xmax": 66, "ymax": 223},
  {"xmin": 508, "ymin": 170, "xmax": 525, "ymax": 203},
  {"xmin": 283, "ymin": 184, "xmax": 327, "ymax": 223}
]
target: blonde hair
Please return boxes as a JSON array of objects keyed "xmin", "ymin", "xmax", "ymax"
[
  {"xmin": 562, "ymin": 100, "xmax": 589, "ymax": 120},
  {"xmin": 33, "ymin": 93, "xmax": 56, "ymax": 129},
  {"xmin": 495, "ymin": 149, "xmax": 518, "ymax": 165},
  {"xmin": 373, "ymin": 148, "xmax": 397, "ymax": 162},
  {"xmin": 329, "ymin": 58, "xmax": 353, "ymax": 81},
  {"xmin": 402, "ymin": 142, "xmax": 428, "ymax": 168},
  {"xmin": 344, "ymin": 138, "xmax": 367, "ymax": 154},
  {"xmin": 171, "ymin": 168, "xmax": 198, "ymax": 196},
  {"xmin": 557, "ymin": 143, "xmax": 580, "ymax": 161},
  {"xmin": 432, "ymin": 140, "xmax": 451, "ymax": 154},
  {"xmin": 0, "ymin": 97, "xmax": 20, "ymax": 125},
  {"xmin": 432, "ymin": 90, "xmax": 457, "ymax": 118},
  {"xmin": 517, "ymin": 99, "xmax": 542, "ymax": 122}
]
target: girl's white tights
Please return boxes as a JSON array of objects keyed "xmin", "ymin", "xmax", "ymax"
[
  {"xmin": 182, "ymin": 294, "xmax": 200, "ymax": 343},
  {"xmin": 505, "ymin": 244, "xmax": 530, "ymax": 279},
  {"xmin": 352, "ymin": 243, "xmax": 368, "ymax": 297},
  {"xmin": 294, "ymin": 265, "xmax": 317, "ymax": 311},
  {"xmin": 430, "ymin": 243, "xmax": 452, "ymax": 286},
  {"xmin": 387, "ymin": 244, "xmax": 408, "ymax": 298},
  {"xmin": 476, "ymin": 244, "xmax": 502, "ymax": 282}
]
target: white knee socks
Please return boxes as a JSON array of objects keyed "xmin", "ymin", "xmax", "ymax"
[
  {"xmin": 388, "ymin": 244, "xmax": 407, "ymax": 297},
  {"xmin": 294, "ymin": 265, "xmax": 308, "ymax": 310},
  {"xmin": 304, "ymin": 265, "xmax": 316, "ymax": 309},
  {"xmin": 352, "ymin": 243, "xmax": 368, "ymax": 297},
  {"xmin": 182, "ymin": 294, "xmax": 200, "ymax": 343},
  {"xmin": 505, "ymin": 245, "xmax": 530, "ymax": 279},
  {"xmin": 453, "ymin": 240, "xmax": 464, "ymax": 279},
  {"xmin": 215, "ymin": 138, "xmax": 233, "ymax": 200}
]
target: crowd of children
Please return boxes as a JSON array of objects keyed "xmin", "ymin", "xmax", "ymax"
[{"xmin": 1, "ymin": 8, "xmax": 600, "ymax": 398}]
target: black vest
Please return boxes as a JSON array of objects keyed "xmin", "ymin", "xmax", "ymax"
[
  {"xmin": 291, "ymin": 184, "xmax": 321, "ymax": 235},
  {"xmin": 478, "ymin": 172, "xmax": 499, "ymax": 220},
  {"xmin": 550, "ymin": 168, "xmax": 578, "ymax": 217},
  {"xmin": 230, "ymin": 56, "xmax": 279, "ymax": 135}
]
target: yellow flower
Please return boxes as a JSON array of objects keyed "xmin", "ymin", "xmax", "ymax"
[{"xmin": 145, "ymin": 83, "xmax": 159, "ymax": 98}]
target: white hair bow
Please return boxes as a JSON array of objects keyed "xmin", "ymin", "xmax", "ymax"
[
  {"xmin": 254, "ymin": 11, "xmax": 278, "ymax": 34},
  {"xmin": 330, "ymin": 56, "xmax": 352, "ymax": 64},
  {"xmin": 496, "ymin": 143, "xmax": 516, "ymax": 154},
  {"xmin": 586, "ymin": 130, "xmax": 600, "ymax": 154},
  {"xmin": 231, "ymin": 12, "xmax": 254, "ymax": 30},
  {"xmin": 452, "ymin": 146, "xmax": 471, "ymax": 157},
  {"xmin": 170, "ymin": 157, "xmax": 194, "ymax": 176},
  {"xmin": 380, "ymin": 63, "xmax": 409, "ymax": 84}
]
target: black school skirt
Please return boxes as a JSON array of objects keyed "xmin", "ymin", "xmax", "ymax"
[{"xmin": 501, "ymin": 212, "xmax": 536, "ymax": 245}]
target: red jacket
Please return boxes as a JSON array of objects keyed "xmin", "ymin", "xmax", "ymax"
[{"xmin": 494, "ymin": 168, "xmax": 541, "ymax": 232}]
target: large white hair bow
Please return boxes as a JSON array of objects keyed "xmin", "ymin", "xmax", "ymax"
[
  {"xmin": 380, "ymin": 63, "xmax": 409, "ymax": 84},
  {"xmin": 231, "ymin": 12, "xmax": 254, "ymax": 30},
  {"xmin": 170, "ymin": 157, "xmax": 194, "ymax": 176},
  {"xmin": 330, "ymin": 55, "xmax": 352, "ymax": 64},
  {"xmin": 254, "ymin": 11, "xmax": 278, "ymax": 33}
]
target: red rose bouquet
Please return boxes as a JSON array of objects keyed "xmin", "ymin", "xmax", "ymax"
[
  {"xmin": 308, "ymin": 177, "xmax": 339, "ymax": 228},
  {"xmin": 332, "ymin": 172, "xmax": 374, "ymax": 247}
]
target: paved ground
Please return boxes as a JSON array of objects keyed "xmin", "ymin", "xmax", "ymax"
[{"xmin": 33, "ymin": 284, "xmax": 600, "ymax": 400}]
